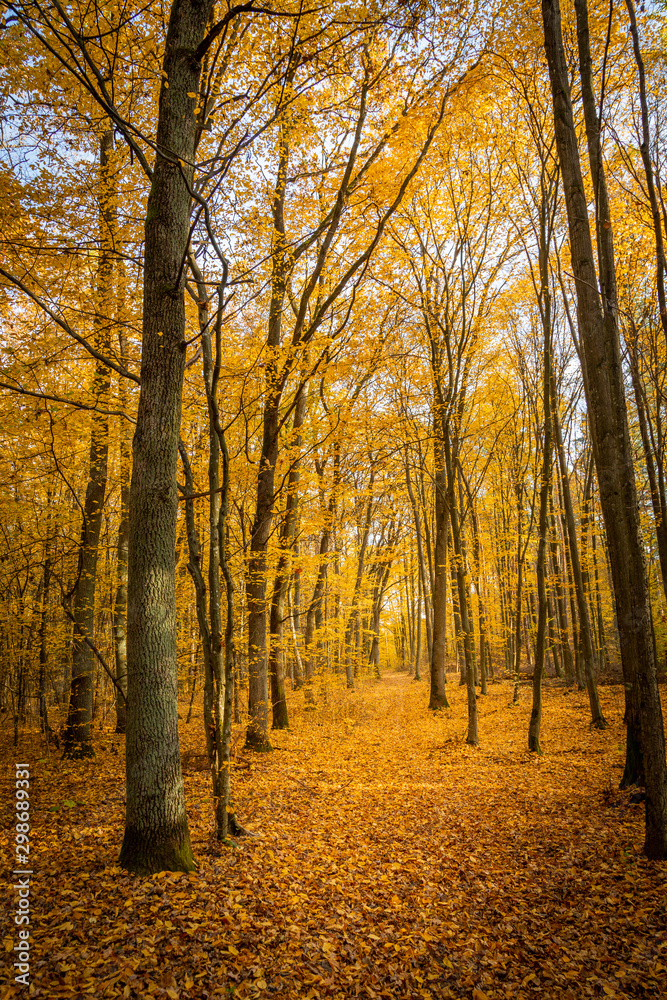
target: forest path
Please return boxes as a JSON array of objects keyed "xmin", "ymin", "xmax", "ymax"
[{"xmin": 2, "ymin": 672, "xmax": 665, "ymax": 999}]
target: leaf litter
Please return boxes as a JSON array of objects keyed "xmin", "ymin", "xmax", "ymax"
[{"xmin": 1, "ymin": 673, "xmax": 665, "ymax": 999}]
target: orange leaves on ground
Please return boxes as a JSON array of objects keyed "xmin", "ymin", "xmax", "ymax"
[{"xmin": 1, "ymin": 673, "xmax": 666, "ymax": 999}]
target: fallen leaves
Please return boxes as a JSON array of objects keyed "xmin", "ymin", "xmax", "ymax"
[{"xmin": 1, "ymin": 674, "xmax": 665, "ymax": 999}]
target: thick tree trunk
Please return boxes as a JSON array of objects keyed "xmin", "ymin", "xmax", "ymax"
[
  {"xmin": 120, "ymin": 0, "xmax": 210, "ymax": 873},
  {"xmin": 543, "ymin": 0, "xmax": 667, "ymax": 857}
]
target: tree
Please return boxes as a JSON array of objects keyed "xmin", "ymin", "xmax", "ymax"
[
  {"xmin": 542, "ymin": 0, "xmax": 667, "ymax": 858},
  {"xmin": 119, "ymin": 0, "xmax": 215, "ymax": 875}
]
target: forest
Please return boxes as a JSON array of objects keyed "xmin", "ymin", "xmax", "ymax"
[{"xmin": 1, "ymin": 0, "xmax": 666, "ymax": 997}]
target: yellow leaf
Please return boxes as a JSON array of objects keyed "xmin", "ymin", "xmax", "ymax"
[
  {"xmin": 473, "ymin": 991, "xmax": 490, "ymax": 1000},
  {"xmin": 256, "ymin": 981, "xmax": 267, "ymax": 990},
  {"xmin": 166, "ymin": 990, "xmax": 179, "ymax": 1000},
  {"xmin": 185, "ymin": 975, "xmax": 194, "ymax": 989},
  {"xmin": 187, "ymin": 93, "xmax": 197, "ymax": 98},
  {"xmin": 227, "ymin": 944, "xmax": 239, "ymax": 955},
  {"xmin": 4, "ymin": 937, "xmax": 13, "ymax": 952},
  {"xmin": 603, "ymin": 988, "xmax": 616, "ymax": 997},
  {"xmin": 123, "ymin": 988, "xmax": 130, "ymax": 1000}
]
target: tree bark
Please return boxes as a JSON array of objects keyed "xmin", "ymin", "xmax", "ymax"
[
  {"xmin": 344, "ymin": 466, "xmax": 375, "ymax": 689},
  {"xmin": 624, "ymin": 0, "xmax": 667, "ymax": 340},
  {"xmin": 530, "ymin": 211, "xmax": 553, "ymax": 754},
  {"xmin": 552, "ymin": 376, "xmax": 605, "ymax": 724},
  {"xmin": 448, "ymin": 453, "xmax": 476, "ymax": 743},
  {"xmin": 543, "ymin": 0, "xmax": 667, "ymax": 857},
  {"xmin": 120, "ymin": 0, "xmax": 210, "ymax": 873},
  {"xmin": 268, "ymin": 384, "xmax": 308, "ymax": 729},
  {"xmin": 113, "ymin": 318, "xmax": 130, "ymax": 735},
  {"xmin": 429, "ymin": 435, "xmax": 450, "ymax": 709},
  {"xmin": 63, "ymin": 127, "xmax": 113, "ymax": 759}
]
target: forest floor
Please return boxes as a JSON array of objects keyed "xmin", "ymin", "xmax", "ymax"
[{"xmin": 1, "ymin": 671, "xmax": 666, "ymax": 1000}]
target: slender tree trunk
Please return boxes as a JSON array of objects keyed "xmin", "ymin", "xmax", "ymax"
[
  {"xmin": 552, "ymin": 376, "xmax": 606, "ymax": 724},
  {"xmin": 414, "ymin": 571, "xmax": 422, "ymax": 681},
  {"xmin": 344, "ymin": 466, "xmax": 375, "ymax": 689},
  {"xmin": 590, "ymin": 497, "xmax": 611, "ymax": 672},
  {"xmin": 38, "ymin": 556, "xmax": 54, "ymax": 748},
  {"xmin": 429, "ymin": 445, "xmax": 450, "ymax": 709},
  {"xmin": 469, "ymin": 501, "xmax": 489, "ymax": 695},
  {"xmin": 288, "ymin": 586, "xmax": 304, "ymax": 689},
  {"xmin": 624, "ymin": 0, "xmax": 667, "ymax": 340},
  {"xmin": 268, "ymin": 385, "xmax": 307, "ymax": 729},
  {"xmin": 549, "ymin": 490, "xmax": 575, "ymax": 684},
  {"xmin": 245, "ymin": 119, "xmax": 291, "ymax": 750},
  {"xmin": 627, "ymin": 335, "xmax": 667, "ymax": 600},
  {"xmin": 63, "ymin": 127, "xmax": 113, "ymax": 759},
  {"xmin": 405, "ymin": 449, "xmax": 433, "ymax": 669},
  {"xmin": 113, "ymin": 322, "xmax": 130, "ymax": 734},
  {"xmin": 449, "ymin": 455, "xmax": 476, "ymax": 744},
  {"xmin": 513, "ymin": 489, "xmax": 524, "ymax": 705},
  {"xmin": 530, "ymin": 217, "xmax": 554, "ymax": 754}
]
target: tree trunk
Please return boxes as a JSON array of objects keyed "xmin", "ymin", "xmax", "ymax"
[
  {"xmin": 530, "ymin": 212, "xmax": 553, "ymax": 754},
  {"xmin": 512, "ymin": 487, "xmax": 524, "ymax": 705},
  {"xmin": 469, "ymin": 501, "xmax": 489, "ymax": 695},
  {"xmin": 120, "ymin": 0, "xmax": 209, "ymax": 873},
  {"xmin": 552, "ymin": 376, "xmax": 605, "ymax": 723},
  {"xmin": 113, "ymin": 321, "xmax": 130, "ymax": 734},
  {"xmin": 449, "ymin": 455, "xmax": 476, "ymax": 744},
  {"xmin": 548, "ymin": 490, "xmax": 575, "ymax": 685},
  {"xmin": 268, "ymin": 384, "xmax": 308, "ymax": 729},
  {"xmin": 543, "ymin": 0, "xmax": 667, "ymax": 857},
  {"xmin": 414, "ymin": 571, "xmax": 422, "ymax": 681},
  {"xmin": 63, "ymin": 127, "xmax": 113, "ymax": 759},
  {"xmin": 624, "ymin": 0, "xmax": 667, "ymax": 340},
  {"xmin": 627, "ymin": 333, "xmax": 667, "ymax": 600},
  {"xmin": 429, "ymin": 437, "xmax": 450, "ymax": 709},
  {"xmin": 344, "ymin": 466, "xmax": 375, "ymax": 689}
]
